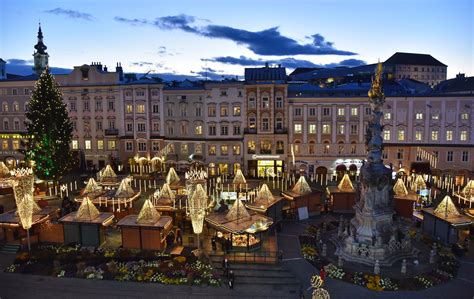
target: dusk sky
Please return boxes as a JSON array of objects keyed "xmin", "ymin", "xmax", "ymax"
[{"xmin": 1, "ymin": 0, "xmax": 472, "ymax": 80}]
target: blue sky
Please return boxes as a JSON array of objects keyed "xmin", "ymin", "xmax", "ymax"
[{"xmin": 1, "ymin": 0, "xmax": 472, "ymax": 79}]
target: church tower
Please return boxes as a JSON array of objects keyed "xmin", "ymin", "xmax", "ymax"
[{"xmin": 32, "ymin": 23, "xmax": 49, "ymax": 75}]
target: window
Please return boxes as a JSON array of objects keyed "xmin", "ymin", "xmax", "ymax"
[
  {"xmin": 208, "ymin": 124, "xmax": 216, "ymax": 135},
  {"xmin": 180, "ymin": 123, "xmax": 188, "ymax": 135},
  {"xmin": 181, "ymin": 144, "xmax": 188, "ymax": 155},
  {"xmin": 294, "ymin": 123, "xmax": 302, "ymax": 134},
  {"xmin": 2, "ymin": 103, "xmax": 8, "ymax": 112},
  {"xmin": 180, "ymin": 105, "xmax": 187, "ymax": 117},
  {"xmin": 152, "ymin": 122, "xmax": 160, "ymax": 132},
  {"xmin": 322, "ymin": 124, "xmax": 331, "ymax": 134},
  {"xmin": 167, "ymin": 124, "xmax": 174, "ymax": 135},
  {"xmin": 276, "ymin": 141, "xmax": 284, "ymax": 154},
  {"xmin": 13, "ymin": 102, "xmax": 19, "ymax": 112},
  {"xmin": 125, "ymin": 91, "xmax": 132, "ymax": 97},
  {"xmin": 126, "ymin": 104, "xmax": 133, "ymax": 113},
  {"xmin": 247, "ymin": 140, "xmax": 256, "ymax": 154},
  {"xmin": 107, "ymin": 140, "xmax": 116, "ymax": 150},
  {"xmin": 276, "ymin": 117, "xmax": 283, "ymax": 130},
  {"xmin": 85, "ymin": 140, "xmax": 91, "ymax": 150},
  {"xmin": 294, "ymin": 108, "xmax": 302, "ymax": 116},
  {"xmin": 136, "ymin": 104, "xmax": 145, "ymax": 114},
  {"xmin": 309, "ymin": 124, "xmax": 316, "ymax": 134},
  {"xmin": 108, "ymin": 100, "xmax": 114, "ymax": 111},
  {"xmin": 431, "ymin": 113, "xmax": 439, "ymax": 120},
  {"xmin": 262, "ymin": 97, "xmax": 269, "ymax": 109},
  {"xmin": 431, "ymin": 129, "xmax": 438, "ymax": 141},
  {"xmin": 14, "ymin": 121, "xmax": 20, "ymax": 130},
  {"xmin": 350, "ymin": 107, "xmax": 358, "ymax": 116},
  {"xmin": 248, "ymin": 97, "xmax": 256, "ymax": 109},
  {"xmin": 238, "ymin": 90, "xmax": 243, "ymax": 97},
  {"xmin": 384, "ymin": 112, "xmax": 391, "ymax": 120},
  {"xmin": 323, "ymin": 142, "xmax": 330, "ymax": 154},
  {"xmin": 138, "ymin": 142, "xmax": 147, "ymax": 152},
  {"xmin": 382, "ymin": 150, "xmax": 388, "ymax": 159},
  {"xmin": 72, "ymin": 121, "xmax": 77, "ymax": 131},
  {"xmin": 95, "ymin": 100, "xmax": 102, "ymax": 111},
  {"xmin": 447, "ymin": 151, "xmax": 453, "ymax": 162},
  {"xmin": 337, "ymin": 124, "xmax": 345, "ymax": 135},
  {"xmin": 83, "ymin": 101, "xmax": 89, "ymax": 111},
  {"xmin": 233, "ymin": 145, "xmax": 240, "ymax": 155},
  {"xmin": 322, "ymin": 107, "xmax": 330, "ymax": 116},
  {"xmin": 350, "ymin": 142, "xmax": 356, "ymax": 154},
  {"xmin": 126, "ymin": 123, "xmax": 133, "ymax": 132},
  {"xmin": 125, "ymin": 141, "xmax": 133, "ymax": 151},
  {"xmin": 383, "ymin": 129, "xmax": 391, "ymax": 141},
  {"xmin": 137, "ymin": 123, "xmax": 146, "ymax": 132},
  {"xmin": 24, "ymin": 88, "xmax": 30, "ymax": 95},
  {"xmin": 338, "ymin": 142, "xmax": 344, "ymax": 155},
  {"xmin": 136, "ymin": 90, "xmax": 145, "ymax": 97},
  {"xmin": 262, "ymin": 118, "xmax": 269, "ymax": 131},
  {"xmin": 195, "ymin": 106, "xmax": 201, "ymax": 117},
  {"xmin": 220, "ymin": 90, "xmax": 227, "ymax": 96},
  {"xmin": 275, "ymin": 97, "xmax": 283, "ymax": 109},
  {"xmin": 96, "ymin": 121, "xmax": 102, "ymax": 131},
  {"xmin": 195, "ymin": 125, "xmax": 203, "ymax": 135},
  {"xmin": 248, "ymin": 116, "xmax": 256, "ymax": 129},
  {"xmin": 337, "ymin": 107, "xmax": 345, "ymax": 116},
  {"xmin": 365, "ymin": 107, "xmax": 371, "ymax": 115},
  {"xmin": 220, "ymin": 145, "xmax": 228, "ymax": 155},
  {"xmin": 97, "ymin": 140, "xmax": 104, "ymax": 150},
  {"xmin": 12, "ymin": 89, "xmax": 17, "ymax": 95},
  {"xmin": 260, "ymin": 141, "xmax": 272, "ymax": 154},
  {"xmin": 415, "ymin": 112, "xmax": 423, "ymax": 120},
  {"xmin": 415, "ymin": 129, "xmax": 423, "ymax": 141},
  {"xmin": 309, "ymin": 142, "xmax": 315, "ymax": 154},
  {"xmin": 397, "ymin": 149, "xmax": 404, "ymax": 160},
  {"xmin": 221, "ymin": 125, "xmax": 228, "ymax": 135},
  {"xmin": 220, "ymin": 106, "xmax": 228, "ymax": 117},
  {"xmin": 152, "ymin": 142, "xmax": 160, "ymax": 152},
  {"xmin": 294, "ymin": 142, "xmax": 300, "ymax": 154},
  {"xmin": 460, "ymin": 130, "xmax": 467, "ymax": 141},
  {"xmin": 3, "ymin": 120, "xmax": 9, "ymax": 130},
  {"xmin": 208, "ymin": 106, "xmax": 216, "ymax": 117},
  {"xmin": 462, "ymin": 151, "xmax": 469, "ymax": 162},
  {"xmin": 446, "ymin": 130, "xmax": 453, "ymax": 141},
  {"xmin": 151, "ymin": 90, "xmax": 159, "ymax": 97},
  {"xmin": 233, "ymin": 106, "xmax": 241, "ymax": 116},
  {"xmin": 397, "ymin": 129, "xmax": 405, "ymax": 141},
  {"xmin": 233, "ymin": 125, "xmax": 241, "ymax": 135},
  {"xmin": 167, "ymin": 106, "xmax": 173, "ymax": 117},
  {"xmin": 209, "ymin": 145, "xmax": 216, "ymax": 155},
  {"xmin": 309, "ymin": 108, "xmax": 316, "ymax": 116},
  {"xmin": 461, "ymin": 113, "xmax": 469, "ymax": 120},
  {"xmin": 350, "ymin": 124, "xmax": 358, "ymax": 135},
  {"xmin": 150, "ymin": 104, "xmax": 159, "ymax": 114},
  {"xmin": 72, "ymin": 140, "xmax": 78, "ymax": 150}
]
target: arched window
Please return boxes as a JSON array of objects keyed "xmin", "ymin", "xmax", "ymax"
[
  {"xmin": 12, "ymin": 102, "xmax": 19, "ymax": 112},
  {"xmin": 248, "ymin": 113, "xmax": 256, "ymax": 129},
  {"xmin": 2, "ymin": 102, "xmax": 8, "ymax": 112},
  {"xmin": 309, "ymin": 141, "xmax": 315, "ymax": 155},
  {"xmin": 350, "ymin": 141, "xmax": 357, "ymax": 155},
  {"xmin": 323, "ymin": 141, "xmax": 330, "ymax": 154},
  {"xmin": 338, "ymin": 141, "xmax": 345, "ymax": 155},
  {"xmin": 276, "ymin": 141, "xmax": 284, "ymax": 154},
  {"xmin": 275, "ymin": 113, "xmax": 283, "ymax": 131},
  {"xmin": 294, "ymin": 140, "xmax": 301, "ymax": 154}
]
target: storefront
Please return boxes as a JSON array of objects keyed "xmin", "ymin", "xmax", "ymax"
[{"xmin": 248, "ymin": 155, "xmax": 284, "ymax": 178}]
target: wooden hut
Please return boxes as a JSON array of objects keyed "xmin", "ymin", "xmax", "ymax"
[{"xmin": 326, "ymin": 174, "xmax": 356, "ymax": 213}]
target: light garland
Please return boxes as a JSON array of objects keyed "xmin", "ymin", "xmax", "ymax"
[
  {"xmin": 10, "ymin": 168, "xmax": 34, "ymax": 177},
  {"xmin": 166, "ymin": 167, "xmax": 180, "ymax": 185},
  {"xmin": 187, "ymin": 184, "xmax": 207, "ymax": 234},
  {"xmin": 292, "ymin": 176, "xmax": 312, "ymax": 194},
  {"xmin": 12, "ymin": 175, "xmax": 36, "ymax": 230}
]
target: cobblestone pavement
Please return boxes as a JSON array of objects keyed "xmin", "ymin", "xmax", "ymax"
[{"xmin": 277, "ymin": 215, "xmax": 474, "ymax": 299}]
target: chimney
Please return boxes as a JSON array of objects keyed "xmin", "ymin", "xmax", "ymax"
[
  {"xmin": 116, "ymin": 62, "xmax": 123, "ymax": 81},
  {"xmin": 456, "ymin": 73, "xmax": 465, "ymax": 78},
  {"xmin": 265, "ymin": 62, "xmax": 269, "ymax": 68},
  {"xmin": 278, "ymin": 64, "xmax": 281, "ymax": 68},
  {"xmin": 103, "ymin": 65, "xmax": 108, "ymax": 72}
]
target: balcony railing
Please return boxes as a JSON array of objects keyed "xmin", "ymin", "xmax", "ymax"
[{"xmin": 105, "ymin": 128, "xmax": 119, "ymax": 135}]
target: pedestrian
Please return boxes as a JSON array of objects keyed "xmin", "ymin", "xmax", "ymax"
[
  {"xmin": 211, "ymin": 236, "xmax": 217, "ymax": 252},
  {"xmin": 319, "ymin": 267, "xmax": 326, "ymax": 282},
  {"xmin": 222, "ymin": 258, "xmax": 230, "ymax": 277},
  {"xmin": 228, "ymin": 270, "xmax": 235, "ymax": 289}
]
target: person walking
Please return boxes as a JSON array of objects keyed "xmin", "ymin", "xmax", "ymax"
[
  {"xmin": 222, "ymin": 258, "xmax": 230, "ymax": 277},
  {"xmin": 228, "ymin": 270, "xmax": 235, "ymax": 289},
  {"xmin": 211, "ymin": 236, "xmax": 217, "ymax": 253}
]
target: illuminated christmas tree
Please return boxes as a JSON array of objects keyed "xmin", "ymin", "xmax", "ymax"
[{"xmin": 23, "ymin": 68, "xmax": 73, "ymax": 182}]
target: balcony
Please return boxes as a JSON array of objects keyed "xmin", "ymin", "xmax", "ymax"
[
  {"xmin": 105, "ymin": 128, "xmax": 119, "ymax": 136},
  {"xmin": 244, "ymin": 128, "xmax": 257, "ymax": 134},
  {"xmin": 274, "ymin": 128, "xmax": 288, "ymax": 134}
]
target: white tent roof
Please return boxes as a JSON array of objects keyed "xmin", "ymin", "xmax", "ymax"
[
  {"xmin": 137, "ymin": 199, "xmax": 161, "ymax": 224},
  {"xmin": 337, "ymin": 174, "xmax": 354, "ymax": 192},
  {"xmin": 76, "ymin": 197, "xmax": 100, "ymax": 221},
  {"xmin": 434, "ymin": 195, "xmax": 460, "ymax": 217},
  {"xmin": 292, "ymin": 176, "xmax": 312, "ymax": 195},
  {"xmin": 226, "ymin": 198, "xmax": 251, "ymax": 222}
]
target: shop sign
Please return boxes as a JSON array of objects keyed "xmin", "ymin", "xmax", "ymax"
[{"xmin": 251, "ymin": 154, "xmax": 281, "ymax": 160}]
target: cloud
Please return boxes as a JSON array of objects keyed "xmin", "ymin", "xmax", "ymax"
[
  {"xmin": 4, "ymin": 58, "xmax": 71, "ymax": 75},
  {"xmin": 204, "ymin": 56, "xmax": 366, "ymax": 69},
  {"xmin": 130, "ymin": 61, "xmax": 154, "ymax": 67},
  {"xmin": 192, "ymin": 70, "xmax": 239, "ymax": 81},
  {"xmin": 115, "ymin": 14, "xmax": 356, "ymax": 56},
  {"xmin": 6, "ymin": 59, "xmax": 33, "ymax": 65},
  {"xmin": 44, "ymin": 8, "xmax": 93, "ymax": 20}
]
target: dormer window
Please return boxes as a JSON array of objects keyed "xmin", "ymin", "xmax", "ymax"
[{"xmin": 81, "ymin": 66, "xmax": 89, "ymax": 80}]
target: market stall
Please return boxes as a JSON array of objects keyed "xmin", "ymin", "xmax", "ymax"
[
  {"xmin": 246, "ymin": 183, "xmax": 284, "ymax": 222},
  {"xmin": 0, "ymin": 162, "xmax": 13, "ymax": 195},
  {"xmin": 117, "ymin": 199, "xmax": 173, "ymax": 250},
  {"xmin": 206, "ymin": 198, "xmax": 273, "ymax": 252},
  {"xmin": 326, "ymin": 174, "xmax": 356, "ymax": 213},
  {"xmin": 422, "ymin": 195, "xmax": 472, "ymax": 244},
  {"xmin": 454, "ymin": 180, "xmax": 474, "ymax": 208},
  {"xmin": 59, "ymin": 197, "xmax": 114, "ymax": 246},
  {"xmin": 282, "ymin": 176, "xmax": 322, "ymax": 219},
  {"xmin": 393, "ymin": 178, "xmax": 419, "ymax": 218}
]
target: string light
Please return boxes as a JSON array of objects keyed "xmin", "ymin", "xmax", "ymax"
[
  {"xmin": 187, "ymin": 184, "xmax": 207, "ymax": 234},
  {"xmin": 165, "ymin": 167, "xmax": 180, "ymax": 185}
]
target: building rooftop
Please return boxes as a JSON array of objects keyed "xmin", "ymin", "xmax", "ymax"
[
  {"xmin": 384, "ymin": 52, "xmax": 447, "ymax": 67},
  {"xmin": 434, "ymin": 74, "xmax": 474, "ymax": 93},
  {"xmin": 244, "ymin": 65, "xmax": 287, "ymax": 83}
]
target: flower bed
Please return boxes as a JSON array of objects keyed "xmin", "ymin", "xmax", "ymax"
[
  {"xmin": 5, "ymin": 244, "xmax": 220, "ymax": 286},
  {"xmin": 299, "ymin": 235, "xmax": 459, "ymax": 291}
]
